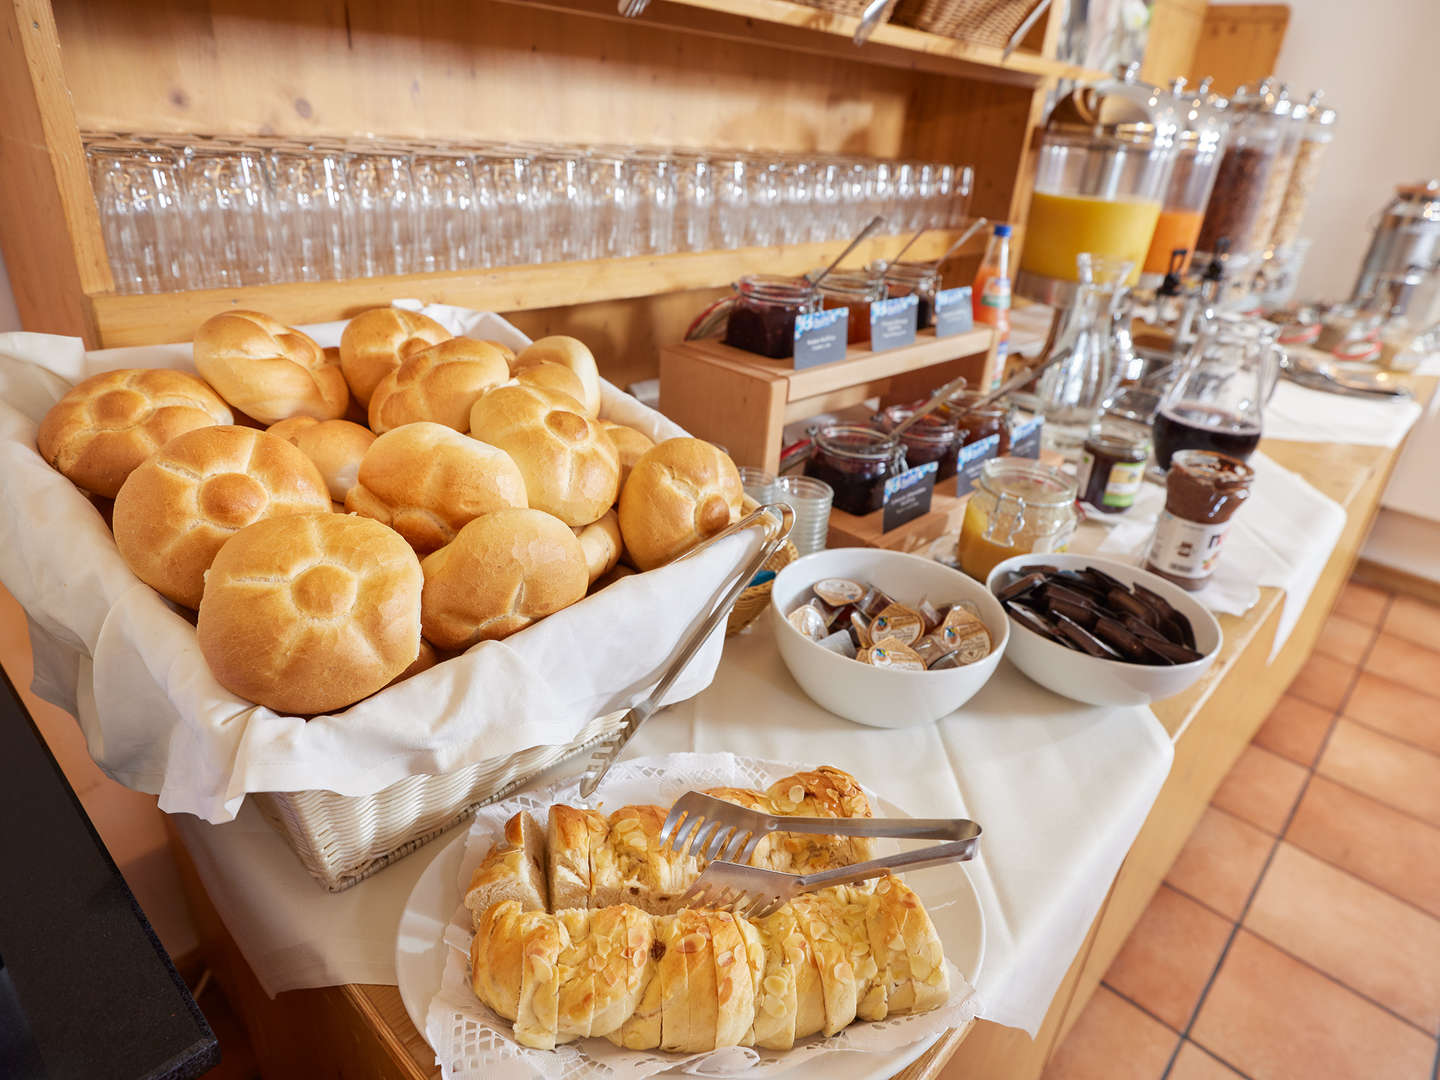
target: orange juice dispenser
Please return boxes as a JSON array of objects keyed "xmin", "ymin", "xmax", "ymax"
[
  {"xmin": 1017, "ymin": 64, "xmax": 1179, "ymax": 305},
  {"xmin": 1140, "ymin": 79, "xmax": 1231, "ymax": 285}
]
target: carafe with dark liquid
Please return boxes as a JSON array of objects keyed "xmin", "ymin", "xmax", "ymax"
[{"xmin": 1153, "ymin": 319, "xmax": 1279, "ymax": 470}]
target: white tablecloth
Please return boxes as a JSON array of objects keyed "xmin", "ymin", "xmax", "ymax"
[
  {"xmin": 1264, "ymin": 380, "xmax": 1422, "ymax": 447},
  {"xmin": 175, "ymin": 618, "xmax": 1172, "ymax": 1038}
]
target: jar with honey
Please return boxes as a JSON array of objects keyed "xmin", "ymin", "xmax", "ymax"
[{"xmin": 957, "ymin": 458, "xmax": 1079, "ymax": 581}]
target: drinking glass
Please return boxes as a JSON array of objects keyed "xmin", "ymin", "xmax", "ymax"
[
  {"xmin": 412, "ymin": 149, "xmax": 478, "ymax": 273},
  {"xmin": 88, "ymin": 141, "xmax": 192, "ymax": 293},
  {"xmin": 737, "ymin": 466, "xmax": 777, "ymax": 505},
  {"xmin": 774, "ymin": 475, "xmax": 833, "ymax": 556},
  {"xmin": 744, "ymin": 155, "xmax": 781, "ymax": 248},
  {"xmin": 475, "ymin": 149, "xmax": 531, "ymax": 267},
  {"xmin": 343, "ymin": 145, "xmax": 416, "ymax": 277},
  {"xmin": 894, "ymin": 161, "xmax": 918, "ymax": 231},
  {"xmin": 712, "ymin": 155, "xmax": 748, "ymax": 250},
  {"xmin": 588, "ymin": 151, "xmax": 637, "ymax": 258},
  {"xmin": 184, "ymin": 143, "xmax": 273, "ymax": 287},
  {"xmin": 266, "ymin": 142, "xmax": 348, "ymax": 282},
  {"xmin": 811, "ymin": 160, "xmax": 842, "ymax": 242},
  {"xmin": 631, "ymin": 152, "xmax": 676, "ymax": 256},
  {"xmin": 843, "ymin": 160, "xmax": 870, "ymax": 234},
  {"xmin": 531, "ymin": 150, "xmax": 588, "ymax": 262},
  {"xmin": 674, "ymin": 153, "xmax": 714, "ymax": 254}
]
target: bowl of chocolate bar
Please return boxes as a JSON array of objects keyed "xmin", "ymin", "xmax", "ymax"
[
  {"xmin": 986, "ymin": 553, "xmax": 1222, "ymax": 707},
  {"xmin": 771, "ymin": 548, "xmax": 1008, "ymax": 727}
]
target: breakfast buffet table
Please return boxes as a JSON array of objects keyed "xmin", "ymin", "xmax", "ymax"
[{"xmin": 159, "ymin": 404, "xmax": 1425, "ymax": 1080}]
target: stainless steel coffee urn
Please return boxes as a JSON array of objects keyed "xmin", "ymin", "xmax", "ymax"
[{"xmin": 1350, "ymin": 180, "xmax": 1440, "ymax": 317}]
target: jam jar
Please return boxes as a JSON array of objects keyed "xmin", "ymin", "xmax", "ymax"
[
  {"xmin": 942, "ymin": 390, "xmax": 1014, "ymax": 455},
  {"xmin": 722, "ymin": 275, "xmax": 820, "ymax": 360},
  {"xmin": 803, "ymin": 423, "xmax": 905, "ymax": 516},
  {"xmin": 957, "ymin": 457, "xmax": 1079, "ymax": 581},
  {"xmin": 879, "ymin": 261, "xmax": 942, "ymax": 330},
  {"xmin": 818, "ymin": 270, "xmax": 882, "ymax": 345},
  {"xmin": 874, "ymin": 403, "xmax": 961, "ymax": 481},
  {"xmin": 1076, "ymin": 415, "xmax": 1150, "ymax": 514}
]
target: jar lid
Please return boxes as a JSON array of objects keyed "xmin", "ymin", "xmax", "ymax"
[
  {"xmin": 736, "ymin": 274, "xmax": 818, "ymax": 302},
  {"xmin": 1170, "ymin": 76, "xmax": 1232, "ymax": 153},
  {"xmin": 978, "ymin": 457, "xmax": 1077, "ymax": 506},
  {"xmin": 813, "ymin": 423, "xmax": 899, "ymax": 461},
  {"xmin": 1044, "ymin": 64, "xmax": 1181, "ymax": 150},
  {"xmin": 1295, "ymin": 90, "xmax": 1338, "ymax": 127},
  {"xmin": 1232, "ymin": 81, "xmax": 1300, "ymax": 119}
]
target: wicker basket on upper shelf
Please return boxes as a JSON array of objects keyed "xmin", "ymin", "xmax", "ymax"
[
  {"xmin": 890, "ymin": 0, "xmax": 1044, "ymax": 47},
  {"xmin": 782, "ymin": 0, "xmax": 874, "ymax": 17}
]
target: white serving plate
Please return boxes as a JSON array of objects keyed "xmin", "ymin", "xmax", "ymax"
[
  {"xmin": 770, "ymin": 548, "xmax": 1009, "ymax": 727},
  {"xmin": 397, "ymin": 787, "xmax": 986, "ymax": 1080},
  {"xmin": 985, "ymin": 552, "xmax": 1223, "ymax": 706}
]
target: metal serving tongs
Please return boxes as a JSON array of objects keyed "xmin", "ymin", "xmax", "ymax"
[
  {"xmin": 577, "ymin": 504, "xmax": 796, "ymax": 798},
  {"xmin": 659, "ymin": 793, "xmax": 982, "ymax": 917}
]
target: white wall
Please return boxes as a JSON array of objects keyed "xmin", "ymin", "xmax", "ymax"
[{"xmin": 1269, "ymin": 0, "xmax": 1440, "ymax": 301}]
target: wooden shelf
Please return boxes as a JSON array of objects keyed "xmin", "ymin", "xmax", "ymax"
[
  {"xmin": 523, "ymin": 0, "xmax": 1107, "ymax": 86},
  {"xmin": 85, "ymin": 229, "xmax": 992, "ymax": 348}
]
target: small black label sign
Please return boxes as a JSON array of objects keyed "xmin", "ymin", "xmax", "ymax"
[
  {"xmin": 934, "ymin": 286, "xmax": 974, "ymax": 338},
  {"xmin": 955, "ymin": 433, "xmax": 1001, "ymax": 493},
  {"xmin": 881, "ymin": 460, "xmax": 938, "ymax": 532},
  {"xmin": 1011, "ymin": 415, "xmax": 1043, "ymax": 458},
  {"xmin": 791, "ymin": 307, "xmax": 849, "ymax": 369},
  {"xmin": 869, "ymin": 294, "xmax": 920, "ymax": 353}
]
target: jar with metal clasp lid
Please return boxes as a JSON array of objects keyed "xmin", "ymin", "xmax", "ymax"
[
  {"xmin": 719, "ymin": 274, "xmax": 820, "ymax": 359},
  {"xmin": 957, "ymin": 458, "xmax": 1079, "ymax": 581},
  {"xmin": 875, "ymin": 260, "xmax": 943, "ymax": 329},
  {"xmin": 816, "ymin": 269, "xmax": 883, "ymax": 345},
  {"xmin": 802, "ymin": 423, "xmax": 906, "ymax": 516}
]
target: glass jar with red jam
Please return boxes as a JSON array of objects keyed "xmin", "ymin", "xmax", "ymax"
[
  {"xmin": 802, "ymin": 423, "xmax": 905, "ymax": 516},
  {"xmin": 874, "ymin": 403, "xmax": 961, "ymax": 481},
  {"xmin": 879, "ymin": 261, "xmax": 942, "ymax": 330},
  {"xmin": 941, "ymin": 389, "xmax": 1014, "ymax": 455},
  {"xmin": 818, "ymin": 270, "xmax": 882, "ymax": 345},
  {"xmin": 722, "ymin": 275, "xmax": 820, "ymax": 360}
]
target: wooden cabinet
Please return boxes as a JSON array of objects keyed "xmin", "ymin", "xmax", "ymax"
[{"xmin": 0, "ymin": 0, "xmax": 1103, "ymax": 386}]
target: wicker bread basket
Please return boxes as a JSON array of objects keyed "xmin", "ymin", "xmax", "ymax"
[
  {"xmin": 725, "ymin": 540, "xmax": 800, "ymax": 637},
  {"xmin": 253, "ymin": 709, "xmax": 628, "ymax": 891},
  {"xmin": 890, "ymin": 0, "xmax": 1043, "ymax": 46}
]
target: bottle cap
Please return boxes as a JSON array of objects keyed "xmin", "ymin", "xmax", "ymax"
[{"xmin": 994, "ymin": 224, "xmax": 1013, "ymax": 238}]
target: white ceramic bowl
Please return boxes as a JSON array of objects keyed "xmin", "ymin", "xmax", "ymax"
[
  {"xmin": 770, "ymin": 548, "xmax": 1008, "ymax": 727},
  {"xmin": 985, "ymin": 553, "xmax": 1222, "ymax": 707}
]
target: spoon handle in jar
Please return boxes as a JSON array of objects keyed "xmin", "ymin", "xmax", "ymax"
[
  {"xmin": 926, "ymin": 217, "xmax": 989, "ymax": 272},
  {"xmin": 880, "ymin": 227, "xmax": 928, "ymax": 280},
  {"xmin": 886, "ymin": 370, "xmax": 974, "ymax": 441},
  {"xmin": 811, "ymin": 215, "xmax": 886, "ymax": 289}
]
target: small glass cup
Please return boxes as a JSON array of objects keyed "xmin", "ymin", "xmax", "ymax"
[
  {"xmin": 737, "ymin": 466, "xmax": 778, "ymax": 506},
  {"xmin": 775, "ymin": 474, "xmax": 833, "ymax": 556}
]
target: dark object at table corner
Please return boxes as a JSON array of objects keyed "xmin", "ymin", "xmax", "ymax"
[{"xmin": 0, "ymin": 664, "xmax": 218, "ymax": 1080}]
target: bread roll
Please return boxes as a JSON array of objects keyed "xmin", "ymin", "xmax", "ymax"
[
  {"xmin": 468, "ymin": 385, "xmax": 620, "ymax": 527},
  {"xmin": 338, "ymin": 307, "xmax": 450, "ymax": 407},
  {"xmin": 573, "ymin": 509, "xmax": 623, "ymax": 585},
  {"xmin": 113, "ymin": 425, "xmax": 331, "ymax": 608},
  {"xmin": 618, "ymin": 439, "xmax": 744, "ymax": 571},
  {"xmin": 707, "ymin": 910, "xmax": 755, "ymax": 1048},
  {"xmin": 599, "ymin": 421, "xmax": 655, "ymax": 494},
  {"xmin": 512, "ymin": 361, "xmax": 588, "ymax": 408},
  {"xmin": 386, "ymin": 639, "xmax": 438, "ymax": 687},
  {"xmin": 345, "ymin": 423, "xmax": 527, "ymax": 555},
  {"xmin": 36, "ymin": 369, "xmax": 233, "ymax": 498},
  {"xmin": 368, "ymin": 337, "xmax": 510, "ymax": 434},
  {"xmin": 266, "ymin": 416, "xmax": 375, "ymax": 502},
  {"xmin": 513, "ymin": 336, "xmax": 601, "ymax": 417},
  {"xmin": 194, "ymin": 311, "xmax": 348, "ymax": 423},
  {"xmin": 659, "ymin": 908, "xmax": 718, "ymax": 1053},
  {"xmin": 473, "ymin": 900, "xmax": 528, "ymax": 1021},
  {"xmin": 196, "ymin": 513, "xmax": 423, "ymax": 714},
  {"xmin": 515, "ymin": 912, "xmax": 568, "ymax": 1049},
  {"xmin": 788, "ymin": 892, "xmax": 859, "ymax": 1036},
  {"xmin": 421, "ymin": 508, "xmax": 588, "ymax": 649},
  {"xmin": 548, "ymin": 805, "xmax": 609, "ymax": 912},
  {"xmin": 555, "ymin": 906, "xmax": 655, "ymax": 1042},
  {"xmin": 466, "ymin": 811, "xmax": 549, "ymax": 918},
  {"xmin": 765, "ymin": 767, "xmax": 877, "ymax": 872}
]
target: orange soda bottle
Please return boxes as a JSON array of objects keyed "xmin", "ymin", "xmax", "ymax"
[{"xmin": 973, "ymin": 224, "xmax": 1012, "ymax": 383}]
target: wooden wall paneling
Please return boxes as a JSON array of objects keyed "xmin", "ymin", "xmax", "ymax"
[
  {"xmin": 0, "ymin": 0, "xmax": 112, "ymax": 339},
  {"xmin": 1186, "ymin": 3, "xmax": 1290, "ymax": 95},
  {"xmin": 1140, "ymin": 0, "xmax": 1207, "ymax": 86}
]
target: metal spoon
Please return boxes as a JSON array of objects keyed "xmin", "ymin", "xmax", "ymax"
[
  {"xmin": 853, "ymin": 0, "xmax": 898, "ymax": 44},
  {"xmin": 927, "ymin": 217, "xmax": 990, "ymax": 272},
  {"xmin": 887, "ymin": 347, "xmax": 1072, "ymax": 443},
  {"xmin": 810, "ymin": 215, "xmax": 886, "ymax": 290}
]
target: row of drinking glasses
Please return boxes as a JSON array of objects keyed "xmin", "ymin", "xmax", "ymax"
[{"xmin": 84, "ymin": 133, "xmax": 975, "ymax": 295}]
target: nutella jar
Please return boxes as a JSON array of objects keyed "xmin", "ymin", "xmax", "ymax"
[{"xmin": 1145, "ymin": 450, "xmax": 1253, "ymax": 590}]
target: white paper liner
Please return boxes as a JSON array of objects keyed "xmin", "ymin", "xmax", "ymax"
[
  {"xmin": 0, "ymin": 306, "xmax": 758, "ymax": 822},
  {"xmin": 423, "ymin": 752, "xmax": 980, "ymax": 1080}
]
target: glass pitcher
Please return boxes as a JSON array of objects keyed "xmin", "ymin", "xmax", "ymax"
[{"xmin": 1152, "ymin": 317, "xmax": 1281, "ymax": 470}]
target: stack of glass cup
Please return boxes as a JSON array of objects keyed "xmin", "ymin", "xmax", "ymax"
[
  {"xmin": 83, "ymin": 132, "xmax": 975, "ymax": 295},
  {"xmin": 774, "ymin": 475, "xmax": 833, "ymax": 557}
]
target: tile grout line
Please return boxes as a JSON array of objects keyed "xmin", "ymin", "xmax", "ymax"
[
  {"xmin": 1339, "ymin": 709, "xmax": 1440, "ymax": 760},
  {"xmin": 1096, "ymin": 982, "xmax": 1261, "ymax": 1080},
  {"xmin": 1158, "ymin": 595, "xmax": 1391, "ymax": 1079}
]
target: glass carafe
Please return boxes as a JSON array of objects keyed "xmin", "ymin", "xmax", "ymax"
[
  {"xmin": 1152, "ymin": 319, "xmax": 1281, "ymax": 470},
  {"xmin": 1036, "ymin": 253, "xmax": 1133, "ymax": 454}
]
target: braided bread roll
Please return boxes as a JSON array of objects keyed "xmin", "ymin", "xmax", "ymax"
[
  {"xmin": 37, "ymin": 368, "xmax": 233, "ymax": 498},
  {"xmin": 367, "ymin": 337, "xmax": 511, "ymax": 434},
  {"xmin": 194, "ymin": 311, "xmax": 348, "ymax": 423}
]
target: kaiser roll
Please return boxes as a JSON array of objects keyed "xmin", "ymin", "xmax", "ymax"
[
  {"xmin": 112, "ymin": 426, "xmax": 332, "ymax": 608},
  {"xmin": 36, "ymin": 368, "xmax": 233, "ymax": 498},
  {"xmin": 267, "ymin": 417, "xmax": 376, "ymax": 502},
  {"xmin": 468, "ymin": 385, "xmax": 619, "ymax": 527},
  {"xmin": 344, "ymin": 422, "xmax": 527, "ymax": 554},
  {"xmin": 598, "ymin": 421, "xmax": 655, "ymax": 494},
  {"xmin": 368, "ymin": 337, "xmax": 510, "ymax": 434},
  {"xmin": 421, "ymin": 508, "xmax": 588, "ymax": 650},
  {"xmin": 194, "ymin": 310, "xmax": 349, "ymax": 423},
  {"xmin": 511, "ymin": 361, "xmax": 588, "ymax": 408},
  {"xmin": 618, "ymin": 438, "xmax": 743, "ymax": 571},
  {"xmin": 338, "ymin": 307, "xmax": 451, "ymax": 407},
  {"xmin": 512, "ymin": 336, "xmax": 602, "ymax": 417},
  {"xmin": 574, "ymin": 508, "xmax": 623, "ymax": 585},
  {"xmin": 197, "ymin": 513, "xmax": 423, "ymax": 714}
]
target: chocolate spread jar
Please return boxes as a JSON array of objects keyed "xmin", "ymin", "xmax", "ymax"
[{"xmin": 1145, "ymin": 450, "xmax": 1254, "ymax": 590}]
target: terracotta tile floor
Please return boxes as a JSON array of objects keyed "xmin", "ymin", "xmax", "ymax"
[{"xmin": 1043, "ymin": 579, "xmax": 1440, "ymax": 1080}]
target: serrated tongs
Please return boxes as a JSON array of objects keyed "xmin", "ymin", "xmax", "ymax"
[
  {"xmin": 577, "ymin": 504, "xmax": 796, "ymax": 798},
  {"xmin": 659, "ymin": 792, "xmax": 981, "ymax": 917}
]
